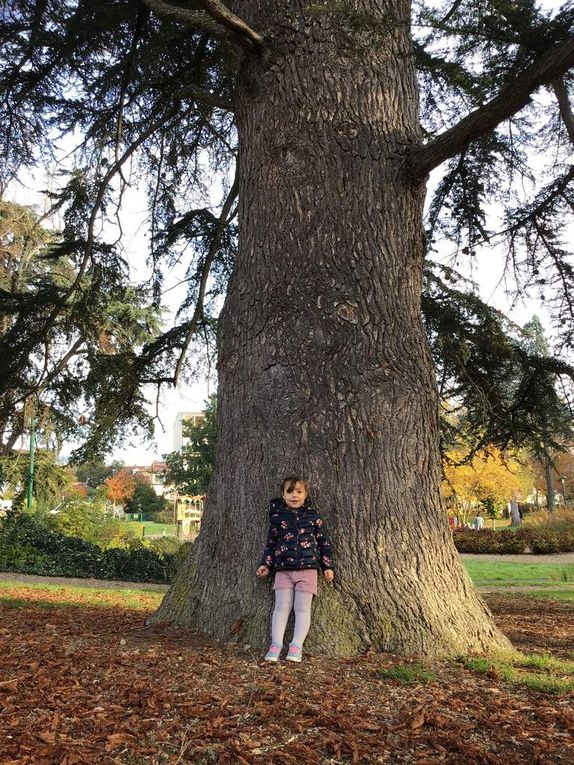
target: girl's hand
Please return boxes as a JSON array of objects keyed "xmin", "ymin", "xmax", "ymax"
[
  {"xmin": 256, "ymin": 565, "xmax": 269, "ymax": 577},
  {"xmin": 324, "ymin": 569, "xmax": 334, "ymax": 583}
]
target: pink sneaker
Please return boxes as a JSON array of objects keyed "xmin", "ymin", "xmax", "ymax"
[
  {"xmin": 264, "ymin": 644, "xmax": 281, "ymax": 662},
  {"xmin": 286, "ymin": 643, "xmax": 302, "ymax": 663}
]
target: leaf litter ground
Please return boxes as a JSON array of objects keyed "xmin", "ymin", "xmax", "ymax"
[{"xmin": 1, "ymin": 585, "xmax": 573, "ymax": 765}]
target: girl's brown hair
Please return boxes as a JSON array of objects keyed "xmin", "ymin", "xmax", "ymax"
[{"xmin": 280, "ymin": 475, "xmax": 309, "ymax": 494}]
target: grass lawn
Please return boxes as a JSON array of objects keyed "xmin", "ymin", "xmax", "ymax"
[
  {"xmin": 463, "ymin": 559, "xmax": 574, "ymax": 586},
  {"xmin": 0, "ymin": 579, "xmax": 165, "ymax": 611},
  {"xmin": 519, "ymin": 589, "xmax": 574, "ymax": 601},
  {"xmin": 126, "ymin": 521, "xmax": 177, "ymax": 537}
]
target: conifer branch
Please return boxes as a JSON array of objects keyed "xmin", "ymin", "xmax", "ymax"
[
  {"xmin": 409, "ymin": 37, "xmax": 574, "ymax": 178},
  {"xmin": 196, "ymin": 0, "xmax": 264, "ymax": 52},
  {"xmin": 141, "ymin": 0, "xmax": 224, "ymax": 37},
  {"xmin": 142, "ymin": 0, "xmax": 264, "ymax": 53},
  {"xmin": 440, "ymin": 0, "xmax": 464, "ymax": 24},
  {"xmin": 552, "ymin": 77, "xmax": 574, "ymax": 146},
  {"xmin": 172, "ymin": 172, "xmax": 238, "ymax": 385},
  {"xmin": 179, "ymin": 84, "xmax": 234, "ymax": 112},
  {"xmin": 38, "ymin": 105, "xmax": 180, "ymax": 349}
]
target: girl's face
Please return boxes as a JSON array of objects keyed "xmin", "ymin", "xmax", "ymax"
[{"xmin": 282, "ymin": 481, "xmax": 308, "ymax": 509}]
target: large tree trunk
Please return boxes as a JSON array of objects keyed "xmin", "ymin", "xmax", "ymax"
[{"xmin": 151, "ymin": 0, "xmax": 510, "ymax": 656}]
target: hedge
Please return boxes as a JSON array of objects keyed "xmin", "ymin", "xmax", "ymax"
[
  {"xmin": 0, "ymin": 512, "xmax": 177, "ymax": 583},
  {"xmin": 453, "ymin": 527, "xmax": 574, "ymax": 554}
]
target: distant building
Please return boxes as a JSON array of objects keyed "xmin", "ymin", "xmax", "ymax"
[
  {"xmin": 173, "ymin": 411, "xmax": 205, "ymax": 451},
  {"xmin": 175, "ymin": 495, "xmax": 204, "ymax": 540},
  {"xmin": 124, "ymin": 461, "xmax": 169, "ymax": 497}
]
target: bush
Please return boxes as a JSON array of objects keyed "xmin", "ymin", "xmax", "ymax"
[
  {"xmin": 156, "ymin": 510, "xmax": 175, "ymax": 524},
  {"xmin": 0, "ymin": 512, "xmax": 178, "ymax": 583},
  {"xmin": 52, "ymin": 498, "xmax": 140, "ymax": 548},
  {"xmin": 452, "ymin": 524, "xmax": 574, "ymax": 554},
  {"xmin": 453, "ymin": 529, "xmax": 530, "ymax": 554},
  {"xmin": 524, "ymin": 508, "xmax": 574, "ymax": 532},
  {"xmin": 148, "ymin": 536, "xmax": 182, "ymax": 556},
  {"xmin": 528, "ymin": 531, "xmax": 562, "ymax": 554}
]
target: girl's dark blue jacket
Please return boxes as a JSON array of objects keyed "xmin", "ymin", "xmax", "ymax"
[{"xmin": 259, "ymin": 498, "xmax": 335, "ymax": 572}]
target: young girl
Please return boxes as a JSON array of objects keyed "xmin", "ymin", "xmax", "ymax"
[{"xmin": 256, "ymin": 475, "xmax": 335, "ymax": 662}]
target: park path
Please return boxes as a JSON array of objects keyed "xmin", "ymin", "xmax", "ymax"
[
  {"xmin": 2, "ymin": 552, "xmax": 574, "ymax": 593},
  {"xmin": 462, "ymin": 552, "xmax": 574, "ymax": 564}
]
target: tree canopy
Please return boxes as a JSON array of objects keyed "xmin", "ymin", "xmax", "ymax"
[
  {"xmin": 0, "ymin": 198, "xmax": 162, "ymax": 458},
  {"xmin": 124, "ymin": 473, "xmax": 169, "ymax": 519},
  {"xmin": 2, "ymin": 0, "xmax": 574, "ymax": 459}
]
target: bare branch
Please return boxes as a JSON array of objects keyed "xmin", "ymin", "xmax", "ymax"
[
  {"xmin": 409, "ymin": 37, "xmax": 574, "ymax": 179},
  {"xmin": 552, "ymin": 77, "xmax": 574, "ymax": 146},
  {"xmin": 142, "ymin": 0, "xmax": 264, "ymax": 53}
]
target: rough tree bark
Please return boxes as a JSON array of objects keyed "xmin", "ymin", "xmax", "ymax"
[{"xmin": 151, "ymin": 0, "xmax": 511, "ymax": 656}]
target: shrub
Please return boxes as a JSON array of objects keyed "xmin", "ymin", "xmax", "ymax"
[
  {"xmin": 52, "ymin": 498, "xmax": 140, "ymax": 548},
  {"xmin": 452, "ymin": 524, "xmax": 574, "ymax": 554},
  {"xmin": 148, "ymin": 536, "xmax": 182, "ymax": 556},
  {"xmin": 163, "ymin": 541, "xmax": 193, "ymax": 581},
  {"xmin": 528, "ymin": 531, "xmax": 562, "ymax": 554},
  {"xmin": 453, "ymin": 529, "xmax": 529, "ymax": 554},
  {"xmin": 524, "ymin": 508, "xmax": 574, "ymax": 533},
  {"xmin": 0, "ymin": 511, "xmax": 177, "ymax": 582},
  {"xmin": 153, "ymin": 509, "xmax": 176, "ymax": 524}
]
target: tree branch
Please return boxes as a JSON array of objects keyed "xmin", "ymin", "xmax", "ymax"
[
  {"xmin": 552, "ymin": 77, "xmax": 574, "ymax": 146},
  {"xmin": 141, "ymin": 0, "xmax": 223, "ymax": 37},
  {"xmin": 142, "ymin": 0, "xmax": 264, "ymax": 53},
  {"xmin": 37, "ymin": 104, "xmax": 180, "ymax": 348},
  {"xmin": 178, "ymin": 84, "xmax": 234, "ymax": 111},
  {"xmin": 409, "ymin": 36, "xmax": 574, "ymax": 179},
  {"xmin": 196, "ymin": 0, "xmax": 264, "ymax": 52},
  {"xmin": 440, "ymin": 0, "xmax": 464, "ymax": 24},
  {"xmin": 173, "ymin": 171, "xmax": 238, "ymax": 384}
]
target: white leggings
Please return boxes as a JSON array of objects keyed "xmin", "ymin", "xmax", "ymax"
[{"xmin": 271, "ymin": 588, "xmax": 314, "ymax": 647}]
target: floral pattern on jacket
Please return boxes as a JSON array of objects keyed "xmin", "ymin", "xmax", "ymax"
[{"xmin": 259, "ymin": 498, "xmax": 334, "ymax": 572}]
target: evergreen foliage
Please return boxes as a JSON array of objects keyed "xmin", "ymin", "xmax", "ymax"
[
  {"xmin": 0, "ymin": 448, "xmax": 74, "ymax": 511},
  {"xmin": 1, "ymin": 1, "xmax": 574, "ymax": 458},
  {"xmin": 124, "ymin": 474, "xmax": 168, "ymax": 519},
  {"xmin": 0, "ymin": 511, "xmax": 175, "ymax": 582},
  {"xmin": 164, "ymin": 394, "xmax": 217, "ymax": 495},
  {"xmin": 425, "ymin": 267, "xmax": 574, "ymax": 459},
  {"xmin": 0, "ymin": 198, "xmax": 162, "ymax": 459},
  {"xmin": 75, "ymin": 459, "xmax": 122, "ymax": 489}
]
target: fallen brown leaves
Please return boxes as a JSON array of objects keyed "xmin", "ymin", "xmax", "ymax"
[{"xmin": 0, "ymin": 587, "xmax": 573, "ymax": 764}]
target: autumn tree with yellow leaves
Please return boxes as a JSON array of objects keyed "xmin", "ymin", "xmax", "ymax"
[{"xmin": 443, "ymin": 447, "xmax": 533, "ymax": 523}]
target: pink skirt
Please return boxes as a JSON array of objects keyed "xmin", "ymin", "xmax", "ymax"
[{"xmin": 274, "ymin": 569, "xmax": 318, "ymax": 596}]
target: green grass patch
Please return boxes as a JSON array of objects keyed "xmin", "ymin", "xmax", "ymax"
[
  {"xmin": 459, "ymin": 651, "xmax": 574, "ymax": 695},
  {"xmin": 378, "ymin": 663, "xmax": 437, "ymax": 684},
  {"xmin": 126, "ymin": 522, "xmax": 177, "ymax": 537},
  {"xmin": 516, "ymin": 589, "xmax": 574, "ymax": 601},
  {"xmin": 0, "ymin": 580, "xmax": 165, "ymax": 611},
  {"xmin": 463, "ymin": 560, "xmax": 574, "ymax": 586},
  {"xmin": 459, "ymin": 656, "xmax": 490, "ymax": 674}
]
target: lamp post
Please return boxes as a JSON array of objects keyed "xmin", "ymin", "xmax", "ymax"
[
  {"xmin": 26, "ymin": 414, "xmax": 37, "ymax": 510},
  {"xmin": 561, "ymin": 476, "xmax": 566, "ymax": 505},
  {"xmin": 174, "ymin": 492, "xmax": 179, "ymax": 538}
]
